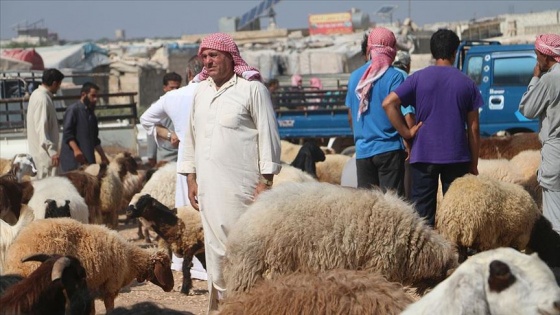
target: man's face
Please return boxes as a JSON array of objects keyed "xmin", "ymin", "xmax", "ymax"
[
  {"xmin": 535, "ymin": 49, "xmax": 550, "ymax": 72},
  {"xmin": 200, "ymin": 49, "xmax": 234, "ymax": 83},
  {"xmin": 163, "ymin": 80, "xmax": 181, "ymax": 93},
  {"xmin": 82, "ymin": 88, "xmax": 99, "ymax": 108}
]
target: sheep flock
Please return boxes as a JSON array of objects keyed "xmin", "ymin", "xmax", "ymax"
[{"xmin": 1, "ymin": 134, "xmax": 560, "ymax": 314}]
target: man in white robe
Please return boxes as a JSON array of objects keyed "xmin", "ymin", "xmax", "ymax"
[
  {"xmin": 26, "ymin": 68, "xmax": 64, "ymax": 179},
  {"xmin": 178, "ymin": 33, "xmax": 282, "ymax": 311}
]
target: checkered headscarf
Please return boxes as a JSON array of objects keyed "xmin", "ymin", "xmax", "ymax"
[
  {"xmin": 535, "ymin": 34, "xmax": 560, "ymax": 63},
  {"xmin": 355, "ymin": 27, "xmax": 397, "ymax": 121},
  {"xmin": 195, "ymin": 33, "xmax": 261, "ymax": 82}
]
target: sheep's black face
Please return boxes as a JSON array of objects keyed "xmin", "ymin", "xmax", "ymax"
[
  {"xmin": 127, "ymin": 194, "xmax": 152, "ymax": 218},
  {"xmin": 126, "ymin": 204, "xmax": 140, "ymax": 219}
]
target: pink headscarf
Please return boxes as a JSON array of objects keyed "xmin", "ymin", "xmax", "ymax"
[
  {"xmin": 535, "ymin": 34, "xmax": 560, "ymax": 63},
  {"xmin": 355, "ymin": 27, "xmax": 397, "ymax": 121},
  {"xmin": 310, "ymin": 77, "xmax": 323, "ymax": 90},
  {"xmin": 195, "ymin": 33, "xmax": 261, "ymax": 82},
  {"xmin": 291, "ymin": 74, "xmax": 303, "ymax": 87}
]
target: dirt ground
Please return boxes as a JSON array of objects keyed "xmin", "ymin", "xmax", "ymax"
[{"xmin": 94, "ymin": 217, "xmax": 209, "ymax": 315}]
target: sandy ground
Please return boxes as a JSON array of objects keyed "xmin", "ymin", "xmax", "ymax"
[{"xmin": 94, "ymin": 217, "xmax": 209, "ymax": 315}]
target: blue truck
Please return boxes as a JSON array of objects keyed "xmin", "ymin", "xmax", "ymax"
[{"xmin": 275, "ymin": 40, "xmax": 538, "ymax": 150}]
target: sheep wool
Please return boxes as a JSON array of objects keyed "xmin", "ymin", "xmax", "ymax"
[
  {"xmin": 223, "ymin": 182, "xmax": 458, "ymax": 293},
  {"xmin": 4, "ymin": 218, "xmax": 174, "ymax": 311},
  {"xmin": 273, "ymin": 164, "xmax": 317, "ymax": 187},
  {"xmin": 218, "ymin": 269, "xmax": 414, "ymax": 315},
  {"xmin": 0, "ymin": 205, "xmax": 34, "ymax": 274},
  {"xmin": 436, "ymin": 174, "xmax": 541, "ymax": 258},
  {"xmin": 315, "ymin": 154, "xmax": 351, "ymax": 185}
]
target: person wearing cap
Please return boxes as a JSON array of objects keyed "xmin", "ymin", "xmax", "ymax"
[
  {"xmin": 178, "ymin": 33, "xmax": 281, "ymax": 309},
  {"xmin": 519, "ymin": 34, "xmax": 560, "ymax": 235},
  {"xmin": 345, "ymin": 27, "xmax": 408, "ymax": 196},
  {"xmin": 382, "ymin": 29, "xmax": 482, "ymax": 227}
]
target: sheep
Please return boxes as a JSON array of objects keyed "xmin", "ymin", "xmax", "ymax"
[
  {"xmin": 401, "ymin": 247, "xmax": 560, "ymax": 315},
  {"xmin": 223, "ymin": 181, "xmax": 458, "ymax": 294},
  {"xmin": 130, "ymin": 162, "xmax": 177, "ymax": 243},
  {"xmin": 0, "ymin": 176, "xmax": 25, "ymax": 224},
  {"xmin": 4, "ymin": 218, "xmax": 174, "ymax": 312},
  {"xmin": 218, "ymin": 269, "xmax": 414, "ymax": 315},
  {"xmin": 436, "ymin": 174, "xmax": 541, "ymax": 262},
  {"xmin": 477, "ymin": 158, "xmax": 525, "ymax": 184},
  {"xmin": 510, "ymin": 150, "xmax": 542, "ymax": 208},
  {"xmin": 27, "ymin": 176, "xmax": 89, "ymax": 224},
  {"xmin": 0, "ymin": 253, "xmax": 92, "ymax": 315},
  {"xmin": 0, "ymin": 205, "xmax": 34, "ymax": 274},
  {"xmin": 273, "ymin": 164, "xmax": 317, "ymax": 187},
  {"xmin": 44, "ymin": 199, "xmax": 71, "ymax": 219},
  {"xmin": 0, "ymin": 153, "xmax": 38, "ymax": 182},
  {"xmin": 126, "ymin": 193, "xmax": 204, "ymax": 295},
  {"xmin": 479, "ymin": 132, "xmax": 541, "ymax": 160},
  {"xmin": 280, "ymin": 140, "xmax": 335, "ymax": 163},
  {"xmin": 84, "ymin": 162, "xmax": 124, "ymax": 229},
  {"xmin": 527, "ymin": 215, "xmax": 560, "ymax": 269},
  {"xmin": 315, "ymin": 154, "xmax": 351, "ymax": 184},
  {"xmin": 61, "ymin": 168, "xmax": 104, "ymax": 224},
  {"xmin": 289, "ymin": 141, "xmax": 326, "ymax": 178}
]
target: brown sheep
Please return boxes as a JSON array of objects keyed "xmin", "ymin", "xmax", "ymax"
[
  {"xmin": 218, "ymin": 270, "xmax": 414, "ymax": 315},
  {"xmin": 479, "ymin": 132, "xmax": 541, "ymax": 160}
]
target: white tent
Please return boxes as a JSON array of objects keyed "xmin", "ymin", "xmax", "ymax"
[{"xmin": 35, "ymin": 42, "xmax": 110, "ymax": 72}]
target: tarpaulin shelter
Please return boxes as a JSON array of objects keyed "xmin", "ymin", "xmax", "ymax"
[
  {"xmin": 1, "ymin": 49, "xmax": 44, "ymax": 70},
  {"xmin": 35, "ymin": 42, "xmax": 110, "ymax": 72}
]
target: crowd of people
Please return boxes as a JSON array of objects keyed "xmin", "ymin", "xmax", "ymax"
[{"xmin": 21, "ymin": 30, "xmax": 560, "ymax": 312}]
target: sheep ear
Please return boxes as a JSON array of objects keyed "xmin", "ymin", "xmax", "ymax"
[
  {"xmin": 488, "ymin": 260, "xmax": 516, "ymax": 292},
  {"xmin": 22, "ymin": 254, "xmax": 53, "ymax": 263}
]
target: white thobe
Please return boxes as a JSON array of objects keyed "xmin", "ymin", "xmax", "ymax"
[
  {"xmin": 26, "ymin": 85, "xmax": 59, "ymax": 179},
  {"xmin": 178, "ymin": 74, "xmax": 282, "ymax": 294},
  {"xmin": 140, "ymin": 83, "xmax": 198, "ymax": 208}
]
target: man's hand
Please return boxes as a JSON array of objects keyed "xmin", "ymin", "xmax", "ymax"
[
  {"xmin": 51, "ymin": 153, "xmax": 60, "ymax": 167},
  {"xmin": 254, "ymin": 182, "xmax": 271, "ymax": 199},
  {"xmin": 533, "ymin": 64, "xmax": 542, "ymax": 78},
  {"xmin": 407, "ymin": 121, "xmax": 423, "ymax": 139},
  {"xmin": 73, "ymin": 149, "xmax": 87, "ymax": 165},
  {"xmin": 170, "ymin": 132, "xmax": 180, "ymax": 148},
  {"xmin": 187, "ymin": 174, "xmax": 199, "ymax": 211}
]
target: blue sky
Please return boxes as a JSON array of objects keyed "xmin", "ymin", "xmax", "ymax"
[{"xmin": 1, "ymin": 0, "xmax": 558, "ymax": 41}]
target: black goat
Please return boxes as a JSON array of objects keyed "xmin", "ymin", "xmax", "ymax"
[
  {"xmin": 0, "ymin": 254, "xmax": 92, "ymax": 315},
  {"xmin": 44, "ymin": 199, "xmax": 72, "ymax": 219},
  {"xmin": 290, "ymin": 142, "xmax": 326, "ymax": 178},
  {"xmin": 527, "ymin": 215, "xmax": 560, "ymax": 268},
  {"xmin": 126, "ymin": 194, "xmax": 205, "ymax": 295}
]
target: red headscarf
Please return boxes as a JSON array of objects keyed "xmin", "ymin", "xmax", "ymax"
[
  {"xmin": 195, "ymin": 33, "xmax": 261, "ymax": 82},
  {"xmin": 355, "ymin": 27, "xmax": 397, "ymax": 121},
  {"xmin": 535, "ymin": 34, "xmax": 560, "ymax": 63},
  {"xmin": 310, "ymin": 77, "xmax": 323, "ymax": 90}
]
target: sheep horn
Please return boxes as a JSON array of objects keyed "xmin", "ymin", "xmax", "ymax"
[
  {"xmin": 22, "ymin": 254, "xmax": 53, "ymax": 263},
  {"xmin": 51, "ymin": 256, "xmax": 72, "ymax": 282}
]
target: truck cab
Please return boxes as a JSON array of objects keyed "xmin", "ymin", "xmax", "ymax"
[{"xmin": 455, "ymin": 41, "xmax": 538, "ymax": 136}]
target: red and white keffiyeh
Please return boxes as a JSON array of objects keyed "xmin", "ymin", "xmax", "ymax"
[
  {"xmin": 355, "ymin": 27, "xmax": 397, "ymax": 121},
  {"xmin": 535, "ymin": 34, "xmax": 560, "ymax": 63},
  {"xmin": 194, "ymin": 33, "xmax": 261, "ymax": 82}
]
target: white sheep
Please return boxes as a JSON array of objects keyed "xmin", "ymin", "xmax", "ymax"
[
  {"xmin": 315, "ymin": 154, "xmax": 351, "ymax": 185},
  {"xmin": 280, "ymin": 140, "xmax": 335, "ymax": 163},
  {"xmin": 223, "ymin": 181, "xmax": 458, "ymax": 294},
  {"xmin": 436, "ymin": 174, "xmax": 541, "ymax": 262},
  {"xmin": 401, "ymin": 247, "xmax": 560, "ymax": 315},
  {"xmin": 218, "ymin": 269, "xmax": 414, "ymax": 315},
  {"xmin": 0, "ymin": 204, "xmax": 34, "ymax": 274},
  {"xmin": 4, "ymin": 218, "xmax": 174, "ymax": 312},
  {"xmin": 0, "ymin": 153, "xmax": 38, "ymax": 182},
  {"xmin": 27, "ymin": 176, "xmax": 89, "ymax": 224},
  {"xmin": 273, "ymin": 164, "xmax": 317, "ymax": 187}
]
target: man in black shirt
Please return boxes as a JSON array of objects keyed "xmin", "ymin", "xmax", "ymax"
[{"xmin": 60, "ymin": 82, "xmax": 109, "ymax": 172}]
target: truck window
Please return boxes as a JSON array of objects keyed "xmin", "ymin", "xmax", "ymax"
[
  {"xmin": 466, "ymin": 56, "xmax": 483, "ymax": 84},
  {"xmin": 493, "ymin": 57, "xmax": 534, "ymax": 86}
]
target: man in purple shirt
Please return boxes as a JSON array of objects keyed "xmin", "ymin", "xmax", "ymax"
[{"xmin": 382, "ymin": 29, "xmax": 482, "ymax": 226}]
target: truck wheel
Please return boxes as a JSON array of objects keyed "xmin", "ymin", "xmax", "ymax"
[{"xmin": 340, "ymin": 146, "xmax": 356, "ymax": 156}]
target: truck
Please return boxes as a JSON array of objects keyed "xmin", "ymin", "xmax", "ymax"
[
  {"xmin": 274, "ymin": 40, "xmax": 538, "ymax": 152},
  {"xmin": 454, "ymin": 41, "xmax": 538, "ymax": 136}
]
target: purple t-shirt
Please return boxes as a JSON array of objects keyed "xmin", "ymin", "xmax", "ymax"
[{"xmin": 394, "ymin": 66, "xmax": 483, "ymax": 164}]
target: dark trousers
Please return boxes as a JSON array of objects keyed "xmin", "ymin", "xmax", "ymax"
[
  {"xmin": 410, "ymin": 162, "xmax": 471, "ymax": 226},
  {"xmin": 356, "ymin": 150, "xmax": 406, "ymax": 196}
]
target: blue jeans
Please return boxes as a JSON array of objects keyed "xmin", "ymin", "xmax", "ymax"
[{"xmin": 410, "ymin": 162, "xmax": 470, "ymax": 226}]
